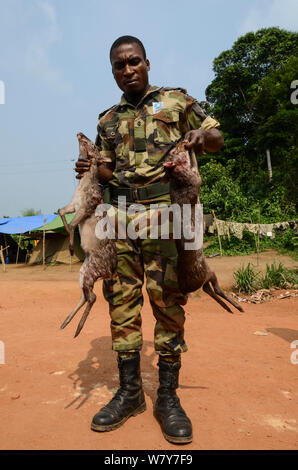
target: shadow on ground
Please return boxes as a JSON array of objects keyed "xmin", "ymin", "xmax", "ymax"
[
  {"xmin": 266, "ymin": 328, "xmax": 298, "ymax": 344},
  {"xmin": 65, "ymin": 337, "xmax": 207, "ymax": 409}
]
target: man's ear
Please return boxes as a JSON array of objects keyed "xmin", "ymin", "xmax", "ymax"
[{"xmin": 146, "ymin": 59, "xmax": 150, "ymax": 71}]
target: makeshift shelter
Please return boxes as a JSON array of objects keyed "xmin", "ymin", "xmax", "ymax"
[
  {"xmin": 0, "ymin": 233, "xmax": 26, "ymax": 264},
  {"xmin": 0, "ymin": 215, "xmax": 57, "ymax": 234},
  {"xmin": 28, "ymin": 232, "xmax": 83, "ymax": 265},
  {"xmin": 30, "ymin": 214, "xmax": 84, "ymax": 264},
  {"xmin": 0, "ymin": 214, "xmax": 84, "ymax": 265}
]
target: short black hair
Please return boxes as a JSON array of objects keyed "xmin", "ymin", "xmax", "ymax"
[{"xmin": 110, "ymin": 36, "xmax": 147, "ymax": 62}]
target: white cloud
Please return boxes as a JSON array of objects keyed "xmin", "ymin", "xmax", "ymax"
[
  {"xmin": 24, "ymin": 0, "xmax": 72, "ymax": 94},
  {"xmin": 239, "ymin": 0, "xmax": 298, "ymax": 34},
  {"xmin": 39, "ymin": 0, "xmax": 56, "ymax": 24}
]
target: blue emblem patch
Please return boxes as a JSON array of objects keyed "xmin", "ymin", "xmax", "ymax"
[{"xmin": 153, "ymin": 102, "xmax": 163, "ymax": 114}]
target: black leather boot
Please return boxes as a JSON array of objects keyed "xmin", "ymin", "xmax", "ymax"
[
  {"xmin": 154, "ymin": 358, "xmax": 193, "ymax": 444},
  {"xmin": 91, "ymin": 352, "xmax": 146, "ymax": 432}
]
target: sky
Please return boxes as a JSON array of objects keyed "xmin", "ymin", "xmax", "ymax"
[{"xmin": 0, "ymin": 0, "xmax": 297, "ymax": 217}]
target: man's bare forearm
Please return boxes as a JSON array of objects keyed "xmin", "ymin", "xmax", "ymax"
[
  {"xmin": 184, "ymin": 127, "xmax": 224, "ymax": 154},
  {"xmin": 203, "ymin": 128, "xmax": 224, "ymax": 153}
]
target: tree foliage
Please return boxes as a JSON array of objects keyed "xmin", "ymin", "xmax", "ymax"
[
  {"xmin": 21, "ymin": 208, "xmax": 42, "ymax": 217},
  {"xmin": 205, "ymin": 27, "xmax": 298, "ymax": 211},
  {"xmin": 199, "ymin": 160, "xmax": 296, "ymax": 222}
]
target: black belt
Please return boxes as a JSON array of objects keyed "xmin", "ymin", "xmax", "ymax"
[{"xmin": 110, "ymin": 181, "xmax": 170, "ymax": 202}]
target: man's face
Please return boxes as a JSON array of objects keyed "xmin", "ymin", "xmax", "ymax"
[{"xmin": 111, "ymin": 42, "xmax": 150, "ymax": 98}]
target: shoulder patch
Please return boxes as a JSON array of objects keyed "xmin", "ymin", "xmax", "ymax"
[{"xmin": 98, "ymin": 104, "xmax": 118, "ymax": 121}]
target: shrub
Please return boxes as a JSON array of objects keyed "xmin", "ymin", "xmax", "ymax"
[
  {"xmin": 262, "ymin": 262, "xmax": 298, "ymax": 289},
  {"xmin": 233, "ymin": 263, "xmax": 262, "ymax": 294},
  {"xmin": 233, "ymin": 262, "xmax": 298, "ymax": 293}
]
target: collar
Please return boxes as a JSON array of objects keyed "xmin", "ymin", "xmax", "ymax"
[{"xmin": 119, "ymin": 85, "xmax": 162, "ymax": 108}]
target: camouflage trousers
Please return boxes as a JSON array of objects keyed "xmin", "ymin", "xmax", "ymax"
[{"xmin": 102, "ymin": 201, "xmax": 188, "ymax": 355}]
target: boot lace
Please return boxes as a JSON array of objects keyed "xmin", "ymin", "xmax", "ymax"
[
  {"xmin": 166, "ymin": 395, "xmax": 180, "ymax": 408},
  {"xmin": 103, "ymin": 388, "xmax": 126, "ymax": 412}
]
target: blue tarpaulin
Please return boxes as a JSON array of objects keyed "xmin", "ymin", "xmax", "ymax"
[
  {"xmin": 0, "ymin": 215, "xmax": 58, "ymax": 234},
  {"xmin": 0, "ymin": 219, "xmax": 9, "ymax": 226}
]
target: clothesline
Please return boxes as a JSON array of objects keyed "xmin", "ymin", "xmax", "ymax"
[{"xmin": 208, "ymin": 218, "xmax": 298, "ymax": 240}]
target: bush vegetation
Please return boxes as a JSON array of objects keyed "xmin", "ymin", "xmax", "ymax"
[
  {"xmin": 204, "ymin": 229, "xmax": 298, "ymax": 260},
  {"xmin": 233, "ymin": 262, "xmax": 298, "ymax": 294}
]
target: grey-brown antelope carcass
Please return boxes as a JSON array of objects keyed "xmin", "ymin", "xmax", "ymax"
[
  {"xmin": 163, "ymin": 141, "xmax": 243, "ymax": 313},
  {"xmin": 57, "ymin": 132, "xmax": 117, "ymax": 337}
]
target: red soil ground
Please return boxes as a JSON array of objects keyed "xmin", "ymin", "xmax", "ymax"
[{"xmin": 0, "ymin": 250, "xmax": 297, "ymax": 450}]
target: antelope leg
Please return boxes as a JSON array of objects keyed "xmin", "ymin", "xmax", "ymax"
[
  {"xmin": 189, "ymin": 149, "xmax": 198, "ymax": 171},
  {"xmin": 59, "ymin": 203, "xmax": 76, "ymax": 234},
  {"xmin": 202, "ymin": 282, "xmax": 233, "ymax": 313},
  {"xmin": 59, "ymin": 213, "xmax": 71, "ymax": 235},
  {"xmin": 60, "ymin": 290, "xmax": 86, "ymax": 329},
  {"xmin": 210, "ymin": 273, "xmax": 244, "ymax": 312},
  {"xmin": 60, "ymin": 258, "xmax": 88, "ymax": 330},
  {"xmin": 68, "ymin": 209, "xmax": 87, "ymax": 255},
  {"xmin": 74, "ymin": 288, "xmax": 96, "ymax": 338}
]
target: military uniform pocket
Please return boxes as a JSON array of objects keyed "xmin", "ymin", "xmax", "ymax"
[
  {"xmin": 104, "ymin": 120, "xmax": 129, "ymax": 160},
  {"xmin": 153, "ymin": 110, "xmax": 181, "ymax": 145}
]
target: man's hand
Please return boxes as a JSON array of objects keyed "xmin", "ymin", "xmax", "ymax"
[
  {"xmin": 75, "ymin": 159, "xmax": 91, "ymax": 179},
  {"xmin": 75, "ymin": 158, "xmax": 114, "ymax": 183},
  {"xmin": 183, "ymin": 128, "xmax": 224, "ymax": 154}
]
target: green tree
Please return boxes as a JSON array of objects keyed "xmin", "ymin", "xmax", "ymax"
[
  {"xmin": 205, "ymin": 27, "xmax": 298, "ymax": 211},
  {"xmin": 200, "ymin": 160, "xmax": 248, "ymax": 220},
  {"xmin": 21, "ymin": 208, "xmax": 42, "ymax": 217},
  {"xmin": 251, "ymin": 57, "xmax": 298, "ymax": 203}
]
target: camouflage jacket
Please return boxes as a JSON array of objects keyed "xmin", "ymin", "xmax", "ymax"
[{"xmin": 95, "ymin": 85, "xmax": 220, "ymax": 188}]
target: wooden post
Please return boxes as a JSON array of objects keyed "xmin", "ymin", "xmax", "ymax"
[
  {"xmin": 0, "ymin": 246, "xmax": 6, "ymax": 272},
  {"xmin": 256, "ymin": 208, "xmax": 261, "ymax": 266},
  {"xmin": 16, "ymin": 233, "xmax": 22, "ymax": 265},
  {"xmin": 212, "ymin": 210, "xmax": 223, "ymax": 257},
  {"xmin": 266, "ymin": 149, "xmax": 272, "ymax": 181},
  {"xmin": 3, "ymin": 234, "xmax": 8, "ymax": 256},
  {"xmin": 42, "ymin": 217, "xmax": 47, "ymax": 270},
  {"xmin": 250, "ymin": 217, "xmax": 259, "ymax": 258}
]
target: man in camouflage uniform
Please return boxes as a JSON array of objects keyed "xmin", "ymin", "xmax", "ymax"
[{"xmin": 75, "ymin": 36, "xmax": 223, "ymax": 444}]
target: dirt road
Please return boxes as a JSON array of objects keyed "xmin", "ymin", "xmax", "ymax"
[{"xmin": 0, "ymin": 251, "xmax": 297, "ymax": 450}]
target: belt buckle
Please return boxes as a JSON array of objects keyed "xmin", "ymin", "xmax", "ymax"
[{"xmin": 132, "ymin": 187, "xmax": 139, "ymax": 202}]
